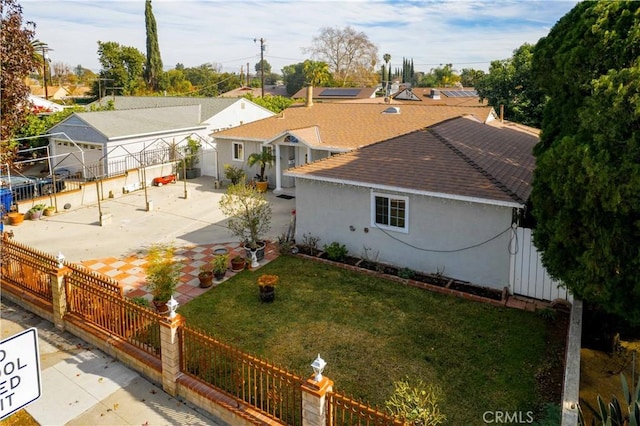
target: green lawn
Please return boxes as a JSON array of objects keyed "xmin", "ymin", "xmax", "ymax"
[{"xmin": 179, "ymin": 255, "xmax": 561, "ymax": 425}]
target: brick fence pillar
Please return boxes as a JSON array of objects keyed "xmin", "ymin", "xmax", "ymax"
[
  {"xmin": 159, "ymin": 313, "xmax": 185, "ymax": 396},
  {"xmin": 50, "ymin": 265, "xmax": 70, "ymax": 331},
  {"xmin": 301, "ymin": 375, "xmax": 333, "ymax": 426}
]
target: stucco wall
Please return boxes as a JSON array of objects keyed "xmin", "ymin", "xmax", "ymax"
[{"xmin": 294, "ymin": 179, "xmax": 515, "ymax": 289}]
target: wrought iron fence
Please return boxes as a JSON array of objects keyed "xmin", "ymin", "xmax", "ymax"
[
  {"xmin": 0, "ymin": 238, "xmax": 55, "ymax": 303},
  {"xmin": 65, "ymin": 278, "xmax": 163, "ymax": 358},
  {"xmin": 326, "ymin": 392, "xmax": 405, "ymax": 426},
  {"xmin": 180, "ymin": 324, "xmax": 304, "ymax": 425}
]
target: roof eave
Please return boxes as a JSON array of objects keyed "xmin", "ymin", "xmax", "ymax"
[{"xmin": 284, "ymin": 173, "xmax": 524, "ymax": 209}]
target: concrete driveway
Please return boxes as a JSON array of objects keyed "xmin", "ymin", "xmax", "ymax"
[{"xmin": 6, "ymin": 176, "xmax": 296, "ymax": 262}]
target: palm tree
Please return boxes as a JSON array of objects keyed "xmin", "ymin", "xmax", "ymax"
[{"xmin": 247, "ymin": 149, "xmax": 275, "ymax": 182}]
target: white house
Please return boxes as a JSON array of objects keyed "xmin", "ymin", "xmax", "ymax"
[
  {"xmin": 48, "ymin": 97, "xmax": 274, "ymax": 178},
  {"xmin": 284, "ymin": 116, "xmax": 539, "ymax": 290}
]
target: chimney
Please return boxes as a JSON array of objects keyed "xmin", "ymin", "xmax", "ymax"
[{"xmin": 306, "ymin": 85, "xmax": 313, "ymax": 107}]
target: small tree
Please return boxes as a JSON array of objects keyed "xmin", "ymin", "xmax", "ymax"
[
  {"xmin": 247, "ymin": 148, "xmax": 275, "ymax": 182},
  {"xmin": 145, "ymin": 243, "xmax": 181, "ymax": 303},
  {"xmin": 385, "ymin": 379, "xmax": 446, "ymax": 426},
  {"xmin": 218, "ymin": 183, "xmax": 272, "ymax": 250}
]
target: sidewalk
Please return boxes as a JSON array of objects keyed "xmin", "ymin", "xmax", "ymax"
[{"xmin": 1, "ymin": 298, "xmax": 226, "ymax": 426}]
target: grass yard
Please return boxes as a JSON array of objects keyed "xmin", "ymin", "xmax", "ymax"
[{"xmin": 179, "ymin": 255, "xmax": 565, "ymax": 425}]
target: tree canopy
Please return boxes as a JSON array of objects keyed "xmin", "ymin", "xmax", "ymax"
[
  {"xmin": 475, "ymin": 44, "xmax": 545, "ymax": 127},
  {"xmin": 530, "ymin": 1, "xmax": 640, "ymax": 323},
  {"xmin": 1, "ymin": 0, "xmax": 37, "ymax": 167},
  {"xmin": 144, "ymin": 0, "xmax": 164, "ymax": 91},
  {"xmin": 304, "ymin": 26, "xmax": 378, "ymax": 87},
  {"xmin": 94, "ymin": 41, "xmax": 146, "ymax": 96}
]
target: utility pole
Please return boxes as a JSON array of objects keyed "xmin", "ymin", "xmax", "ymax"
[
  {"xmin": 41, "ymin": 46, "xmax": 54, "ymax": 99},
  {"xmin": 254, "ymin": 38, "xmax": 265, "ymax": 97}
]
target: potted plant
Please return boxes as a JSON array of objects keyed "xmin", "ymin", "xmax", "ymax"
[
  {"xmin": 7, "ymin": 212, "xmax": 24, "ymax": 226},
  {"xmin": 212, "ymin": 253, "xmax": 229, "ymax": 281},
  {"xmin": 145, "ymin": 243, "xmax": 181, "ymax": 313},
  {"xmin": 182, "ymin": 137, "xmax": 202, "ymax": 179},
  {"xmin": 257, "ymin": 274, "xmax": 278, "ymax": 302},
  {"xmin": 27, "ymin": 204, "xmax": 46, "ymax": 220},
  {"xmin": 219, "ymin": 183, "xmax": 272, "ymax": 261},
  {"xmin": 223, "ymin": 164, "xmax": 246, "ymax": 185},
  {"xmin": 43, "ymin": 206, "xmax": 56, "ymax": 216},
  {"xmin": 247, "ymin": 148, "xmax": 275, "ymax": 192},
  {"xmin": 198, "ymin": 263, "xmax": 214, "ymax": 288},
  {"xmin": 230, "ymin": 255, "xmax": 246, "ymax": 272}
]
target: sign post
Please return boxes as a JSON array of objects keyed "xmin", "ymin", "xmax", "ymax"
[{"xmin": 0, "ymin": 328, "xmax": 41, "ymax": 420}]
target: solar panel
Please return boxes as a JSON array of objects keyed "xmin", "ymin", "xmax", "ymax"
[
  {"xmin": 441, "ymin": 90, "xmax": 478, "ymax": 98},
  {"xmin": 319, "ymin": 88, "xmax": 361, "ymax": 97}
]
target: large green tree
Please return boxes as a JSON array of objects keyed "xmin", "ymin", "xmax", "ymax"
[
  {"xmin": 94, "ymin": 41, "xmax": 145, "ymax": 96},
  {"xmin": 1, "ymin": 0, "xmax": 37, "ymax": 167},
  {"xmin": 530, "ymin": 1, "xmax": 640, "ymax": 323},
  {"xmin": 475, "ymin": 44, "xmax": 545, "ymax": 127},
  {"xmin": 144, "ymin": 0, "xmax": 163, "ymax": 91}
]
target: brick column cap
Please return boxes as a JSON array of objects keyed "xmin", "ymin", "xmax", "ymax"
[{"xmin": 302, "ymin": 375, "xmax": 333, "ymax": 397}]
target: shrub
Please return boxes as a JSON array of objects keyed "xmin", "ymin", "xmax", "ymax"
[
  {"xmin": 323, "ymin": 242, "xmax": 348, "ymax": 262},
  {"xmin": 301, "ymin": 233, "xmax": 321, "ymax": 256},
  {"xmin": 385, "ymin": 378, "xmax": 446, "ymax": 426},
  {"xmin": 223, "ymin": 164, "xmax": 246, "ymax": 184},
  {"xmin": 399, "ymin": 268, "xmax": 415, "ymax": 279}
]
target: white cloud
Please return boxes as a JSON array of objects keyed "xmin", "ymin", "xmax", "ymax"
[{"xmin": 21, "ymin": 0, "xmax": 578, "ymax": 74}]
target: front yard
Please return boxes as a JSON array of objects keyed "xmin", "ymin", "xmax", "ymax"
[{"xmin": 179, "ymin": 255, "xmax": 567, "ymax": 425}]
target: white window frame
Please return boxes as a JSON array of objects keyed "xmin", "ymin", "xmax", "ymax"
[
  {"xmin": 232, "ymin": 142, "xmax": 244, "ymax": 161},
  {"xmin": 371, "ymin": 191, "xmax": 409, "ymax": 233}
]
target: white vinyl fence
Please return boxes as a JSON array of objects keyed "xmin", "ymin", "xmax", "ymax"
[{"xmin": 510, "ymin": 227, "xmax": 573, "ymax": 302}]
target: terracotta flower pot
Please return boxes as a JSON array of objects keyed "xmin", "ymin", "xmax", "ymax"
[
  {"xmin": 198, "ymin": 271, "xmax": 214, "ymax": 288},
  {"xmin": 7, "ymin": 212, "xmax": 24, "ymax": 226}
]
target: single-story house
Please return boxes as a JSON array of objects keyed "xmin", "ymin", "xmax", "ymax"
[
  {"xmin": 211, "ymin": 102, "xmax": 496, "ymax": 190},
  {"xmin": 284, "ymin": 116, "xmax": 539, "ymax": 290},
  {"xmin": 47, "ymin": 97, "xmax": 274, "ymax": 178}
]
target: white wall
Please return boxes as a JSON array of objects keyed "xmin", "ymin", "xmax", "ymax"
[
  {"xmin": 204, "ymin": 100, "xmax": 273, "ymax": 132},
  {"xmin": 294, "ymin": 179, "xmax": 515, "ymax": 289}
]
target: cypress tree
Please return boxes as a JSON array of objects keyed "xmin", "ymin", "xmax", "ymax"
[{"xmin": 144, "ymin": 0, "xmax": 163, "ymax": 91}]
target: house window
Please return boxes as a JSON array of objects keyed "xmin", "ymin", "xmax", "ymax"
[
  {"xmin": 372, "ymin": 192, "xmax": 408, "ymax": 232},
  {"xmin": 233, "ymin": 142, "xmax": 244, "ymax": 161}
]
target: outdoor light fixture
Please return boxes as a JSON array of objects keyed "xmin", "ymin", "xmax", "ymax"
[
  {"xmin": 311, "ymin": 354, "xmax": 326, "ymax": 382},
  {"xmin": 167, "ymin": 295, "xmax": 179, "ymax": 319},
  {"xmin": 56, "ymin": 252, "xmax": 65, "ymax": 268}
]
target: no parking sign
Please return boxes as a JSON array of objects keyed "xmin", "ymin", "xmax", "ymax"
[{"xmin": 0, "ymin": 328, "xmax": 41, "ymax": 420}]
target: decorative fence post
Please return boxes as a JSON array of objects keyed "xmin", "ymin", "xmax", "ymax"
[
  {"xmin": 301, "ymin": 375, "xmax": 333, "ymax": 426},
  {"xmin": 51, "ymin": 253, "xmax": 70, "ymax": 331},
  {"xmin": 159, "ymin": 312, "xmax": 185, "ymax": 396}
]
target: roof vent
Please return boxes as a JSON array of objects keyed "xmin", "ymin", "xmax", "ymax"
[
  {"xmin": 431, "ymin": 89, "xmax": 440, "ymax": 100},
  {"xmin": 382, "ymin": 106, "xmax": 400, "ymax": 114}
]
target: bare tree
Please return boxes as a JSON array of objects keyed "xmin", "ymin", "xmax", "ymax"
[
  {"xmin": 304, "ymin": 26, "xmax": 378, "ymax": 87},
  {"xmin": 52, "ymin": 61, "xmax": 71, "ymax": 85}
]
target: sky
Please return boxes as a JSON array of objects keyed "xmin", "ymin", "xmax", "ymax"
[{"xmin": 21, "ymin": 0, "xmax": 579, "ymax": 76}]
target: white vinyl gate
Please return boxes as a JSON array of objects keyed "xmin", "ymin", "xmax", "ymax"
[{"xmin": 510, "ymin": 227, "xmax": 573, "ymax": 302}]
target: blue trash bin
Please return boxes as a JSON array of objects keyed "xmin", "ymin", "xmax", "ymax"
[{"xmin": 0, "ymin": 188, "xmax": 12, "ymax": 213}]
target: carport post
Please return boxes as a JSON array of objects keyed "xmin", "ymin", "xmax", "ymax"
[{"xmin": 182, "ymin": 159, "xmax": 189, "ymax": 199}]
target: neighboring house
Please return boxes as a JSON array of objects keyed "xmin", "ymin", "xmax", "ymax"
[
  {"xmin": 391, "ymin": 87, "xmax": 487, "ymax": 107},
  {"xmin": 48, "ymin": 97, "xmax": 274, "ymax": 178},
  {"xmin": 29, "ymin": 94, "xmax": 65, "ymax": 113},
  {"xmin": 30, "ymin": 85, "xmax": 68, "ymax": 100},
  {"xmin": 284, "ymin": 116, "xmax": 538, "ymax": 291},
  {"xmin": 220, "ymin": 85, "xmax": 289, "ymax": 98},
  {"xmin": 212, "ymin": 102, "xmax": 496, "ymax": 191},
  {"xmin": 291, "ymin": 87, "xmax": 377, "ymax": 102}
]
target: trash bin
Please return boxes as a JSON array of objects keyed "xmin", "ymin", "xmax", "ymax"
[{"xmin": 0, "ymin": 188, "xmax": 12, "ymax": 213}]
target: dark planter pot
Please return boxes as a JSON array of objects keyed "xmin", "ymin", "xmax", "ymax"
[
  {"xmin": 185, "ymin": 168, "xmax": 201, "ymax": 179},
  {"xmin": 244, "ymin": 241, "xmax": 266, "ymax": 262},
  {"xmin": 231, "ymin": 258, "xmax": 246, "ymax": 272},
  {"xmin": 214, "ymin": 270, "xmax": 226, "ymax": 281},
  {"xmin": 259, "ymin": 286, "xmax": 275, "ymax": 303},
  {"xmin": 153, "ymin": 299, "xmax": 169, "ymax": 314},
  {"xmin": 199, "ymin": 272, "xmax": 214, "ymax": 288}
]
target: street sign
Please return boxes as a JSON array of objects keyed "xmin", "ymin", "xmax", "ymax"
[{"xmin": 0, "ymin": 328, "xmax": 41, "ymax": 420}]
